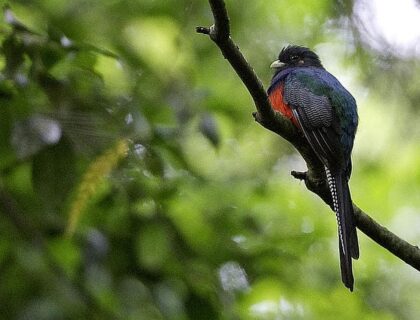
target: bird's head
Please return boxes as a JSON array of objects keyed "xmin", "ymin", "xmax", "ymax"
[{"xmin": 270, "ymin": 45, "xmax": 323, "ymax": 71}]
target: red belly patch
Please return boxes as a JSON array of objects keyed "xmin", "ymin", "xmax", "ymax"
[{"xmin": 268, "ymin": 84, "xmax": 299, "ymax": 127}]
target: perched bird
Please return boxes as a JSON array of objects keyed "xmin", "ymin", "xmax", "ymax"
[{"xmin": 268, "ymin": 45, "xmax": 359, "ymax": 291}]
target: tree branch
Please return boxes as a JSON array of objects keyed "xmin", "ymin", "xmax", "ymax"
[{"xmin": 197, "ymin": 0, "xmax": 420, "ymax": 272}]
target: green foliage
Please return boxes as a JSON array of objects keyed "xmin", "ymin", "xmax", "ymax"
[{"xmin": 0, "ymin": 1, "xmax": 419, "ymax": 319}]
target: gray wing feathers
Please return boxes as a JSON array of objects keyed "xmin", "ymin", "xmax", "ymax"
[
  {"xmin": 284, "ymin": 77, "xmax": 332, "ymax": 128},
  {"xmin": 286, "ymin": 75, "xmax": 343, "ymax": 168}
]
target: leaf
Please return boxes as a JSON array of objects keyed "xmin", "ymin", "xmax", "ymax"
[
  {"xmin": 2, "ymin": 34, "xmax": 25, "ymax": 78},
  {"xmin": 32, "ymin": 137, "xmax": 76, "ymax": 212},
  {"xmin": 199, "ymin": 113, "xmax": 220, "ymax": 148},
  {"xmin": 135, "ymin": 223, "xmax": 171, "ymax": 271},
  {"xmin": 47, "ymin": 238, "xmax": 81, "ymax": 277}
]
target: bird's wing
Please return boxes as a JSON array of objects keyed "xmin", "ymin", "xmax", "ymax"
[{"xmin": 284, "ymin": 69, "xmax": 343, "ymax": 168}]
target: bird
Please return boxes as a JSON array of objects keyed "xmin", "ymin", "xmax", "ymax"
[{"xmin": 267, "ymin": 45, "xmax": 359, "ymax": 291}]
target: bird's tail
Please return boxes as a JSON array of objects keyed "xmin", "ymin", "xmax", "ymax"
[{"xmin": 325, "ymin": 167, "xmax": 359, "ymax": 291}]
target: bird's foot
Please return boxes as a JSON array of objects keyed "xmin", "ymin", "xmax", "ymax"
[
  {"xmin": 292, "ymin": 170, "xmax": 333, "ymax": 208},
  {"xmin": 252, "ymin": 111, "xmax": 262, "ymax": 123},
  {"xmin": 291, "ymin": 170, "xmax": 307, "ymax": 181},
  {"xmin": 252, "ymin": 111, "xmax": 278, "ymax": 132}
]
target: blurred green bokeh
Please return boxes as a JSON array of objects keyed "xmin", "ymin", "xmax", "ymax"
[{"xmin": 0, "ymin": 0, "xmax": 419, "ymax": 319}]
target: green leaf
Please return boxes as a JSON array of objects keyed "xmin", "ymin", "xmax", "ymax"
[
  {"xmin": 47, "ymin": 238, "xmax": 81, "ymax": 277},
  {"xmin": 32, "ymin": 137, "xmax": 76, "ymax": 212},
  {"xmin": 2, "ymin": 34, "xmax": 25, "ymax": 78},
  {"xmin": 135, "ymin": 223, "xmax": 171, "ymax": 271}
]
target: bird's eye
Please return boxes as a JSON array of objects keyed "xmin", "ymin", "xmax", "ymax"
[{"xmin": 290, "ymin": 55, "xmax": 299, "ymax": 61}]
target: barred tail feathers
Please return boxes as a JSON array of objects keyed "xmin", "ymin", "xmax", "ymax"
[{"xmin": 325, "ymin": 167, "xmax": 359, "ymax": 291}]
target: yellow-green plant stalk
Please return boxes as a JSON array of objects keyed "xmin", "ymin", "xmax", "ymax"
[{"xmin": 65, "ymin": 139, "xmax": 129, "ymax": 236}]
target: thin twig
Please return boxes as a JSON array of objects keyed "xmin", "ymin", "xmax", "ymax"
[{"xmin": 197, "ymin": 0, "xmax": 420, "ymax": 272}]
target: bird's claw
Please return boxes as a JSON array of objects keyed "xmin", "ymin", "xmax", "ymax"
[{"xmin": 291, "ymin": 170, "xmax": 307, "ymax": 181}]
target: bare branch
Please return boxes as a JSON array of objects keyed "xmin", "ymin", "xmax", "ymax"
[
  {"xmin": 197, "ymin": 0, "xmax": 420, "ymax": 273},
  {"xmin": 197, "ymin": 0, "xmax": 298, "ymax": 143},
  {"xmin": 354, "ymin": 205, "xmax": 420, "ymax": 270}
]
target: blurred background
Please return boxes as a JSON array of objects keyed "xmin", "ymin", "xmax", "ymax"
[{"xmin": 0, "ymin": 0, "xmax": 419, "ymax": 319}]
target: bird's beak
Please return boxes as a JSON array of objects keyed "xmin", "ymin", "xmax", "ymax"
[{"xmin": 270, "ymin": 60, "xmax": 285, "ymax": 69}]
